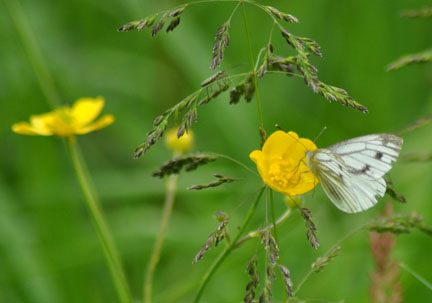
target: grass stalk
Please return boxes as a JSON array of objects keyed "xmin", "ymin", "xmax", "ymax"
[
  {"xmin": 240, "ymin": 1, "xmax": 265, "ymax": 130},
  {"xmin": 144, "ymin": 174, "xmax": 179, "ymax": 303},
  {"xmin": 193, "ymin": 186, "xmax": 265, "ymax": 303},
  {"xmin": 269, "ymin": 189, "xmax": 278, "ymax": 242}
]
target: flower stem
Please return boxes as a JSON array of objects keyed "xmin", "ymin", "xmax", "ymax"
[
  {"xmin": 68, "ymin": 142, "xmax": 131, "ymax": 303},
  {"xmin": 240, "ymin": 1, "xmax": 264, "ymax": 130},
  {"xmin": 6, "ymin": 1, "xmax": 131, "ymax": 300},
  {"xmin": 193, "ymin": 186, "xmax": 265, "ymax": 303},
  {"xmin": 144, "ymin": 174, "xmax": 179, "ymax": 303}
]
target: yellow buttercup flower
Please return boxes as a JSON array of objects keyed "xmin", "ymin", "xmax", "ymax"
[
  {"xmin": 12, "ymin": 97, "xmax": 114, "ymax": 140},
  {"xmin": 250, "ymin": 130, "xmax": 319, "ymax": 196},
  {"xmin": 165, "ymin": 128, "xmax": 194, "ymax": 153}
]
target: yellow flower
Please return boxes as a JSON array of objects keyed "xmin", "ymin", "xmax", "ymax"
[
  {"xmin": 250, "ymin": 130, "xmax": 319, "ymax": 196},
  {"xmin": 12, "ymin": 97, "xmax": 114, "ymax": 139},
  {"xmin": 165, "ymin": 128, "xmax": 194, "ymax": 153}
]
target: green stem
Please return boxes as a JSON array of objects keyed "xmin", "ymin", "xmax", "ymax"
[
  {"xmin": 240, "ymin": 1, "xmax": 264, "ymax": 128},
  {"xmin": 254, "ymin": 47, "xmax": 267, "ymax": 70},
  {"xmin": 5, "ymin": 0, "xmax": 131, "ymax": 301},
  {"xmin": 235, "ymin": 207, "xmax": 292, "ymax": 248},
  {"xmin": 193, "ymin": 186, "xmax": 265, "ymax": 303},
  {"xmin": 3, "ymin": 0, "xmax": 61, "ymax": 109},
  {"xmin": 144, "ymin": 174, "xmax": 179, "ymax": 303},
  {"xmin": 269, "ymin": 189, "xmax": 287, "ymax": 301},
  {"xmin": 269, "ymin": 189, "xmax": 278, "ymax": 243},
  {"xmin": 400, "ymin": 263, "xmax": 432, "ymax": 291},
  {"xmin": 68, "ymin": 142, "xmax": 131, "ymax": 303},
  {"xmin": 267, "ymin": 20, "xmax": 276, "ymax": 46},
  {"xmin": 228, "ymin": 1, "xmax": 241, "ymax": 21},
  {"xmin": 293, "ymin": 222, "xmax": 367, "ymax": 296}
]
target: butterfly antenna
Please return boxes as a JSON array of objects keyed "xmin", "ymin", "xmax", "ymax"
[
  {"xmin": 286, "ymin": 132, "xmax": 310, "ymax": 153},
  {"xmin": 313, "ymin": 126, "xmax": 327, "ymax": 144}
]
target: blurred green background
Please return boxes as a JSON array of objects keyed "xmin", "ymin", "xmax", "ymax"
[{"xmin": 1, "ymin": 0, "xmax": 432, "ymax": 302}]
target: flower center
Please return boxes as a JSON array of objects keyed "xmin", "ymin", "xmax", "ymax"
[
  {"xmin": 46, "ymin": 107, "xmax": 76, "ymax": 136},
  {"xmin": 268, "ymin": 160, "xmax": 298, "ymax": 189}
]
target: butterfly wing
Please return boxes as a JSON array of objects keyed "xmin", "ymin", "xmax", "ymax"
[
  {"xmin": 328, "ymin": 134, "xmax": 403, "ymax": 180},
  {"xmin": 309, "ymin": 149, "xmax": 372, "ymax": 213},
  {"xmin": 309, "ymin": 134, "xmax": 403, "ymax": 213}
]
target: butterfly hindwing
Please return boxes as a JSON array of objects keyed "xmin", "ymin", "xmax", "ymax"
[{"xmin": 310, "ymin": 149, "xmax": 371, "ymax": 213}]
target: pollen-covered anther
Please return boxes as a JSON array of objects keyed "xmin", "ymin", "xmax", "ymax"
[{"xmin": 268, "ymin": 162, "xmax": 296, "ymax": 188}]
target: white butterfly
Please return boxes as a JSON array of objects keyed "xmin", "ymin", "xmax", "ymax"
[{"xmin": 306, "ymin": 134, "xmax": 403, "ymax": 213}]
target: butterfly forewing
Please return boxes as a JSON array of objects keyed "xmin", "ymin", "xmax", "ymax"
[{"xmin": 328, "ymin": 134, "xmax": 403, "ymax": 180}]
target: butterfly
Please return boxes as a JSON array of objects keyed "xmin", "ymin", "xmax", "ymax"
[{"xmin": 305, "ymin": 134, "xmax": 403, "ymax": 213}]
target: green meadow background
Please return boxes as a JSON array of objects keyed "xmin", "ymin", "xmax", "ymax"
[{"xmin": 1, "ymin": 0, "xmax": 432, "ymax": 302}]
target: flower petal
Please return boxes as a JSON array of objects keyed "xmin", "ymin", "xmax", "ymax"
[
  {"xmin": 249, "ymin": 150, "xmax": 263, "ymax": 165},
  {"xmin": 11, "ymin": 121, "xmax": 53, "ymax": 136},
  {"xmin": 262, "ymin": 131, "xmax": 301, "ymax": 160},
  {"xmin": 250, "ymin": 149, "xmax": 269, "ymax": 180},
  {"xmin": 71, "ymin": 97, "xmax": 105, "ymax": 126},
  {"xmin": 30, "ymin": 112, "xmax": 58, "ymax": 131},
  {"xmin": 74, "ymin": 114, "xmax": 115, "ymax": 134}
]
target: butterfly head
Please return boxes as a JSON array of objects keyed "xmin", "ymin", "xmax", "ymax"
[{"xmin": 304, "ymin": 150, "xmax": 319, "ymax": 175}]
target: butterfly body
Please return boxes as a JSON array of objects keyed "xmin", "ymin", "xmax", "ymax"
[{"xmin": 306, "ymin": 134, "xmax": 403, "ymax": 213}]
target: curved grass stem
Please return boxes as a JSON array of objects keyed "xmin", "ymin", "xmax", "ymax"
[
  {"xmin": 144, "ymin": 174, "xmax": 179, "ymax": 303},
  {"xmin": 68, "ymin": 141, "xmax": 131, "ymax": 303},
  {"xmin": 193, "ymin": 186, "xmax": 265, "ymax": 303},
  {"xmin": 293, "ymin": 222, "xmax": 368, "ymax": 296},
  {"xmin": 209, "ymin": 152, "xmax": 259, "ymax": 177}
]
